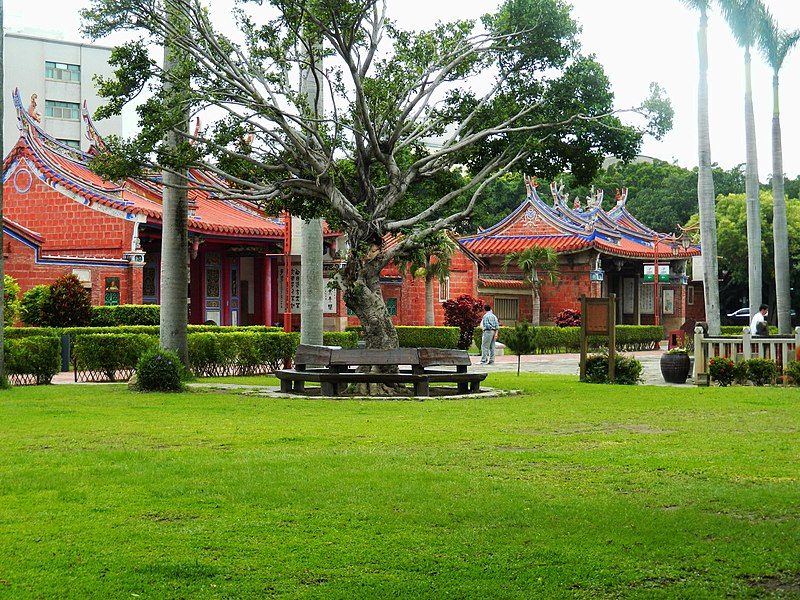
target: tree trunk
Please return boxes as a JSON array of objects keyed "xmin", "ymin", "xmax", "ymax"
[
  {"xmin": 743, "ymin": 47, "xmax": 762, "ymax": 318},
  {"xmin": 696, "ymin": 7, "xmax": 721, "ymax": 335},
  {"xmin": 425, "ymin": 267, "xmax": 435, "ymax": 326},
  {"xmin": 771, "ymin": 72, "xmax": 791, "ymax": 334},
  {"xmin": 159, "ymin": 19, "xmax": 189, "ymax": 367},
  {"xmin": 299, "ymin": 38, "xmax": 324, "ymax": 346},
  {"xmin": 531, "ymin": 288, "xmax": 541, "ymax": 327}
]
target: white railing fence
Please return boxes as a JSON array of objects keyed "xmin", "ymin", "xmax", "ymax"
[{"xmin": 693, "ymin": 326, "xmax": 800, "ymax": 385}]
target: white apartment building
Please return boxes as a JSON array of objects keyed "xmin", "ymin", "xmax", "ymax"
[{"xmin": 3, "ymin": 31, "xmax": 122, "ymax": 156}]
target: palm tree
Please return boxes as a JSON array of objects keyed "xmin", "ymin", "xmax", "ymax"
[
  {"xmin": 501, "ymin": 247, "xmax": 559, "ymax": 326},
  {"xmin": 398, "ymin": 233, "xmax": 456, "ymax": 326},
  {"xmin": 719, "ymin": 0, "xmax": 764, "ymax": 321},
  {"xmin": 679, "ymin": 0, "xmax": 721, "ymax": 335},
  {"xmin": 757, "ymin": 9, "xmax": 800, "ymax": 334}
]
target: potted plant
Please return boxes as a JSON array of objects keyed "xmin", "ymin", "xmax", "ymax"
[{"xmin": 660, "ymin": 347, "xmax": 691, "ymax": 384}]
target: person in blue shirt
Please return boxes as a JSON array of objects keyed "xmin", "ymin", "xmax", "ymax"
[{"xmin": 480, "ymin": 304, "xmax": 499, "ymax": 364}]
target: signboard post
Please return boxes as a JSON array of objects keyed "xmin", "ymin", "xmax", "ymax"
[{"xmin": 579, "ymin": 294, "xmax": 617, "ymax": 382}]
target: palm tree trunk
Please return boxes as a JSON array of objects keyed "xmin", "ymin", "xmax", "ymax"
[
  {"xmin": 531, "ymin": 288, "xmax": 541, "ymax": 327},
  {"xmin": 743, "ymin": 47, "xmax": 763, "ymax": 318},
  {"xmin": 771, "ymin": 72, "xmax": 791, "ymax": 334},
  {"xmin": 299, "ymin": 40, "xmax": 324, "ymax": 346},
  {"xmin": 696, "ymin": 5, "xmax": 721, "ymax": 335},
  {"xmin": 424, "ymin": 273, "xmax": 435, "ymax": 326},
  {"xmin": 159, "ymin": 7, "xmax": 190, "ymax": 366}
]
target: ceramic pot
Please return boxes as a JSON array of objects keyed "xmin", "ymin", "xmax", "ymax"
[{"xmin": 660, "ymin": 352, "xmax": 691, "ymax": 384}]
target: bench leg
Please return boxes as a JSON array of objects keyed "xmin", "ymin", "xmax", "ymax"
[
  {"xmin": 457, "ymin": 381, "xmax": 468, "ymax": 394},
  {"xmin": 321, "ymin": 381, "xmax": 337, "ymax": 396},
  {"xmin": 470, "ymin": 381, "xmax": 480, "ymax": 392},
  {"xmin": 414, "ymin": 380, "xmax": 430, "ymax": 396},
  {"xmin": 280, "ymin": 379, "xmax": 293, "ymax": 393}
]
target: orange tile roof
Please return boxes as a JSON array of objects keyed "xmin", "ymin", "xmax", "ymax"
[{"xmin": 478, "ymin": 277, "xmax": 528, "ymax": 289}]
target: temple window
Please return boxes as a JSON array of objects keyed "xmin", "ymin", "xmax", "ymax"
[
  {"xmin": 45, "ymin": 100, "xmax": 81, "ymax": 120},
  {"xmin": 438, "ymin": 277, "xmax": 450, "ymax": 302},
  {"xmin": 495, "ymin": 297, "xmax": 519, "ymax": 322},
  {"xmin": 45, "ymin": 61, "xmax": 81, "ymax": 82}
]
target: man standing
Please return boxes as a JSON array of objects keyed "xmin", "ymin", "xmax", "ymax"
[
  {"xmin": 480, "ymin": 304, "xmax": 499, "ymax": 364},
  {"xmin": 750, "ymin": 304, "xmax": 769, "ymax": 336}
]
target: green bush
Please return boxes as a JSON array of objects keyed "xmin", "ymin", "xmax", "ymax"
[
  {"xmin": 475, "ymin": 325, "xmax": 662, "ymax": 355},
  {"xmin": 502, "ymin": 321, "xmax": 536, "ymax": 376},
  {"xmin": 583, "ymin": 352, "xmax": 644, "ymax": 385},
  {"xmin": 91, "ymin": 305, "xmax": 161, "ymax": 326},
  {"xmin": 73, "ymin": 333, "xmax": 158, "ymax": 381},
  {"xmin": 135, "ymin": 347, "xmax": 186, "ymax": 392},
  {"xmin": 20, "ymin": 285, "xmax": 49, "ymax": 327},
  {"xmin": 187, "ymin": 331, "xmax": 299, "ymax": 377},
  {"xmin": 4, "ymin": 327, "xmax": 59, "ymax": 339},
  {"xmin": 708, "ymin": 356, "xmax": 737, "ymax": 386},
  {"xmin": 741, "ymin": 358, "xmax": 778, "ymax": 386},
  {"xmin": 41, "ymin": 274, "xmax": 92, "ymax": 327},
  {"xmin": 322, "ymin": 331, "xmax": 359, "ymax": 348},
  {"xmin": 4, "ymin": 335, "xmax": 61, "ymax": 385},
  {"xmin": 4, "ymin": 275, "xmax": 21, "ymax": 327},
  {"xmin": 785, "ymin": 360, "xmax": 800, "ymax": 386}
]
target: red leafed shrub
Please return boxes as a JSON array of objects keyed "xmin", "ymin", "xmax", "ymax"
[
  {"xmin": 443, "ymin": 294, "xmax": 484, "ymax": 350},
  {"xmin": 41, "ymin": 274, "xmax": 93, "ymax": 327},
  {"xmin": 554, "ymin": 308, "xmax": 581, "ymax": 327}
]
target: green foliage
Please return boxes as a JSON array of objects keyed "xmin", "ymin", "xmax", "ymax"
[
  {"xmin": 91, "ymin": 304, "xmax": 161, "ymax": 326},
  {"xmin": 3, "ymin": 336, "xmax": 61, "ymax": 385},
  {"xmin": 583, "ymin": 351, "xmax": 644, "ymax": 385},
  {"xmin": 41, "ymin": 274, "xmax": 93, "ymax": 328},
  {"xmin": 73, "ymin": 333, "xmax": 158, "ymax": 381},
  {"xmin": 134, "ymin": 347, "xmax": 186, "ymax": 392},
  {"xmin": 321, "ymin": 331, "xmax": 359, "ymax": 349},
  {"xmin": 3, "ymin": 327, "xmax": 59, "ymax": 339},
  {"xmin": 187, "ymin": 332, "xmax": 299, "ymax": 377},
  {"xmin": 740, "ymin": 358, "xmax": 778, "ymax": 386},
  {"xmin": 785, "ymin": 360, "xmax": 800, "ymax": 386},
  {"xmin": 4, "ymin": 275, "xmax": 21, "ymax": 327},
  {"xmin": 475, "ymin": 325, "xmax": 662, "ymax": 354},
  {"xmin": 501, "ymin": 321, "xmax": 537, "ymax": 376},
  {"xmin": 20, "ymin": 284, "xmax": 49, "ymax": 327},
  {"xmin": 708, "ymin": 356, "xmax": 737, "ymax": 387}
]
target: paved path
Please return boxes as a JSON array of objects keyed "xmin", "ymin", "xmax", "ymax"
[{"xmin": 50, "ymin": 345, "xmax": 692, "ymax": 387}]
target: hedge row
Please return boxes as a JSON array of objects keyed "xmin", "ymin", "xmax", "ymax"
[
  {"xmin": 91, "ymin": 304, "xmax": 161, "ymax": 326},
  {"xmin": 4, "ymin": 336, "xmax": 61, "ymax": 385},
  {"xmin": 473, "ymin": 325, "xmax": 664, "ymax": 353},
  {"xmin": 70, "ymin": 330, "xmax": 359, "ymax": 382},
  {"xmin": 346, "ymin": 326, "xmax": 460, "ymax": 348}
]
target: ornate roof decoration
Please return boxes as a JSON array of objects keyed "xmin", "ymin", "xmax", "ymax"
[
  {"xmin": 6, "ymin": 88, "xmax": 297, "ymax": 239},
  {"xmin": 459, "ymin": 175, "xmax": 700, "ymax": 260}
]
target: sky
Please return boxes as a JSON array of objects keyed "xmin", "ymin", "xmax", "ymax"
[{"xmin": 5, "ymin": 0, "xmax": 800, "ymax": 180}]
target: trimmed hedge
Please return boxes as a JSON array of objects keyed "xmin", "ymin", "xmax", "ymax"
[
  {"xmin": 4, "ymin": 335, "xmax": 61, "ymax": 385},
  {"xmin": 473, "ymin": 325, "xmax": 664, "ymax": 354},
  {"xmin": 346, "ymin": 326, "xmax": 460, "ymax": 349},
  {"xmin": 73, "ymin": 333, "xmax": 159, "ymax": 382},
  {"xmin": 91, "ymin": 304, "xmax": 161, "ymax": 326},
  {"xmin": 4, "ymin": 327, "xmax": 60, "ymax": 339}
]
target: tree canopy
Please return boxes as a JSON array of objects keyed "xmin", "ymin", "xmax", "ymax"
[{"xmin": 82, "ymin": 0, "xmax": 670, "ymax": 347}]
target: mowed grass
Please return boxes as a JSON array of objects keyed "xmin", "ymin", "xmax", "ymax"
[{"xmin": 1, "ymin": 374, "xmax": 799, "ymax": 599}]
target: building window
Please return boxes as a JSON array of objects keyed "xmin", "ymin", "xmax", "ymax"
[
  {"xmin": 495, "ymin": 297, "xmax": 519, "ymax": 322},
  {"xmin": 45, "ymin": 61, "xmax": 80, "ymax": 82},
  {"xmin": 386, "ymin": 298, "xmax": 398, "ymax": 316},
  {"xmin": 438, "ymin": 276, "xmax": 450, "ymax": 302},
  {"xmin": 57, "ymin": 139, "xmax": 80, "ymax": 149},
  {"xmin": 687, "ymin": 285, "xmax": 695, "ymax": 305},
  {"xmin": 45, "ymin": 100, "xmax": 81, "ymax": 120}
]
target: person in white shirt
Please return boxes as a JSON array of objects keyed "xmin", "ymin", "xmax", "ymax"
[
  {"xmin": 480, "ymin": 304, "xmax": 499, "ymax": 364},
  {"xmin": 750, "ymin": 304, "xmax": 769, "ymax": 336}
]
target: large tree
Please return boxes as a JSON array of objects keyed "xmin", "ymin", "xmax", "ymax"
[
  {"xmin": 757, "ymin": 8, "xmax": 800, "ymax": 334},
  {"xmin": 720, "ymin": 0, "xmax": 764, "ymax": 320},
  {"xmin": 680, "ymin": 0, "xmax": 721, "ymax": 335},
  {"xmin": 82, "ymin": 0, "xmax": 668, "ymax": 349}
]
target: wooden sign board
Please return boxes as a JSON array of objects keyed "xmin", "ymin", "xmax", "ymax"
[{"xmin": 579, "ymin": 294, "xmax": 617, "ymax": 382}]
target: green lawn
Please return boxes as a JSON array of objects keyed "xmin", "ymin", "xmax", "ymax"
[{"xmin": 1, "ymin": 374, "xmax": 799, "ymax": 599}]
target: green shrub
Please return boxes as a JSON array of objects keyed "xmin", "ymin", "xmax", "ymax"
[
  {"xmin": 4, "ymin": 335, "xmax": 61, "ymax": 385},
  {"xmin": 476, "ymin": 325, "xmax": 661, "ymax": 355},
  {"xmin": 41, "ymin": 274, "xmax": 92, "ymax": 327},
  {"xmin": 4, "ymin": 275, "xmax": 21, "ymax": 327},
  {"xmin": 583, "ymin": 352, "xmax": 644, "ymax": 385},
  {"xmin": 708, "ymin": 356, "xmax": 736, "ymax": 386},
  {"xmin": 20, "ymin": 285, "xmax": 49, "ymax": 326},
  {"xmin": 91, "ymin": 304, "xmax": 161, "ymax": 326},
  {"xmin": 4, "ymin": 327, "xmax": 59, "ymax": 339},
  {"xmin": 73, "ymin": 333, "xmax": 158, "ymax": 381},
  {"xmin": 785, "ymin": 360, "xmax": 800, "ymax": 386},
  {"xmin": 322, "ymin": 331, "xmax": 359, "ymax": 348},
  {"xmin": 741, "ymin": 358, "xmax": 778, "ymax": 386},
  {"xmin": 187, "ymin": 331, "xmax": 299, "ymax": 377},
  {"xmin": 135, "ymin": 347, "xmax": 186, "ymax": 392},
  {"xmin": 502, "ymin": 321, "xmax": 536, "ymax": 376}
]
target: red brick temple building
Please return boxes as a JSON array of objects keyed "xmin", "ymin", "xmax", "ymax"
[{"xmin": 3, "ymin": 89, "xmax": 704, "ymax": 333}]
